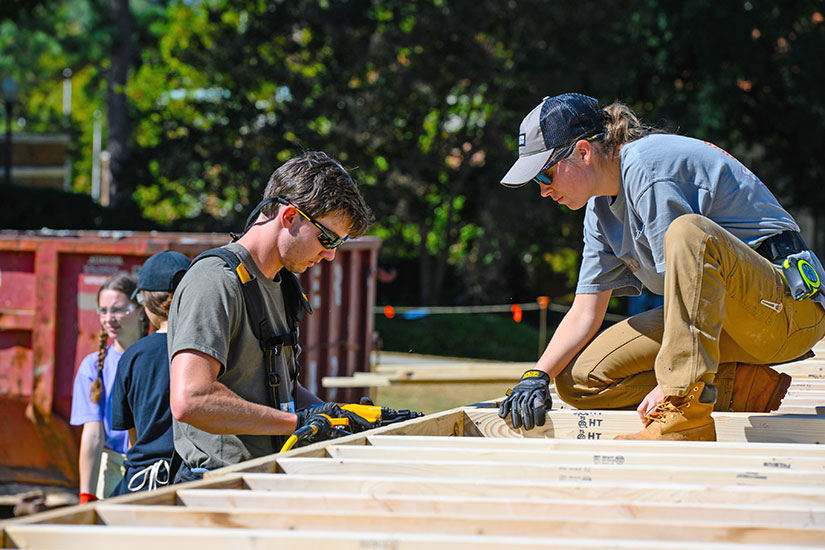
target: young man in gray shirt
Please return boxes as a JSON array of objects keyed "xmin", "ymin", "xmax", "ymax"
[
  {"xmin": 498, "ymin": 93, "xmax": 824, "ymax": 441},
  {"xmin": 168, "ymin": 152, "xmax": 372, "ymax": 479}
]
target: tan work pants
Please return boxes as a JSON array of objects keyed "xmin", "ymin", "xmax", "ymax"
[{"xmin": 556, "ymin": 214, "xmax": 825, "ymax": 409}]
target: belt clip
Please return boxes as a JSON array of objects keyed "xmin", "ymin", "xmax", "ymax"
[
  {"xmin": 760, "ymin": 299, "xmax": 783, "ymax": 313},
  {"xmin": 261, "ymin": 341, "xmax": 282, "ymax": 356}
]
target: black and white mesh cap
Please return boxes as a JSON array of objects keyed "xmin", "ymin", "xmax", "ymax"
[{"xmin": 501, "ymin": 93, "xmax": 603, "ymax": 187}]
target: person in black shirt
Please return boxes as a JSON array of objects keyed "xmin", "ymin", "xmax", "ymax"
[{"xmin": 110, "ymin": 251, "xmax": 190, "ymax": 496}]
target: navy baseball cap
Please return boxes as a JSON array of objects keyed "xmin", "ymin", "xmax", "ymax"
[
  {"xmin": 501, "ymin": 93, "xmax": 604, "ymax": 187},
  {"xmin": 131, "ymin": 250, "xmax": 191, "ymax": 299}
]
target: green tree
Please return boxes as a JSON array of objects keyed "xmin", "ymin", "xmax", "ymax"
[
  {"xmin": 121, "ymin": 0, "xmax": 631, "ymax": 304},
  {"xmin": 6, "ymin": 0, "xmax": 824, "ymax": 308}
]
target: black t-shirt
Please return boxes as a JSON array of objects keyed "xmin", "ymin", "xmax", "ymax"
[{"xmin": 111, "ymin": 332, "xmax": 174, "ymax": 469}]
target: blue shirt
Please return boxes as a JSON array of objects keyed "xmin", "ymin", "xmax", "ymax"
[
  {"xmin": 111, "ymin": 332, "xmax": 174, "ymax": 469},
  {"xmin": 70, "ymin": 345, "xmax": 131, "ymax": 454},
  {"xmin": 576, "ymin": 134, "xmax": 799, "ymax": 296}
]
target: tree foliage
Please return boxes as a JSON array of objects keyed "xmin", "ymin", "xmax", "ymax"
[{"xmin": 3, "ymin": 0, "xmax": 824, "ymax": 307}]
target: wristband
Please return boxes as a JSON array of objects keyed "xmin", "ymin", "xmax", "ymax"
[{"xmin": 78, "ymin": 492, "xmax": 98, "ymax": 505}]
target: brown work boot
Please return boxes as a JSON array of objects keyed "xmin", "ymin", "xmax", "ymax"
[
  {"xmin": 730, "ymin": 364, "xmax": 792, "ymax": 412},
  {"xmin": 615, "ymin": 382, "xmax": 716, "ymax": 441}
]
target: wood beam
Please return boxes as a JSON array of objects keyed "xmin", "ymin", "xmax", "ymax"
[
  {"xmin": 80, "ymin": 504, "xmax": 825, "ymax": 545},
  {"xmin": 9, "ymin": 524, "xmax": 820, "ymax": 550},
  {"xmin": 365, "ymin": 434, "xmax": 825, "ymax": 456},
  {"xmin": 241, "ymin": 473, "xmax": 825, "ymax": 506},
  {"xmin": 325, "ymin": 444, "xmax": 825, "ymax": 470},
  {"xmin": 462, "ymin": 409, "xmax": 825, "ymax": 444},
  {"xmin": 174, "ymin": 488, "xmax": 825, "ymax": 526}
]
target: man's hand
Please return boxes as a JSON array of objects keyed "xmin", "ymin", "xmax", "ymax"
[
  {"xmin": 498, "ymin": 370, "xmax": 553, "ymax": 430},
  {"xmin": 294, "ymin": 402, "xmax": 344, "ymax": 430},
  {"xmin": 637, "ymin": 385, "xmax": 664, "ymax": 424},
  {"xmin": 294, "ymin": 401, "xmax": 376, "ymax": 434}
]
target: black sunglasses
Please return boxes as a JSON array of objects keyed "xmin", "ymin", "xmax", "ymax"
[
  {"xmin": 276, "ymin": 197, "xmax": 348, "ymax": 249},
  {"xmin": 532, "ymin": 133, "xmax": 604, "ymax": 186},
  {"xmin": 236, "ymin": 197, "xmax": 349, "ymax": 249}
]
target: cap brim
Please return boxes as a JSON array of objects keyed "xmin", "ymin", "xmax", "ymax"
[
  {"xmin": 500, "ymin": 150, "xmax": 553, "ymax": 188},
  {"xmin": 130, "ymin": 287, "xmax": 140, "ymax": 300}
]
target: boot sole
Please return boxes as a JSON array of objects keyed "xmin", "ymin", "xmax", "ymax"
[{"xmin": 767, "ymin": 372, "xmax": 792, "ymax": 412}]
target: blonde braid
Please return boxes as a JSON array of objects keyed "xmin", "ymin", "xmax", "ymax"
[
  {"xmin": 90, "ymin": 272, "xmax": 138, "ymax": 404},
  {"xmin": 89, "ymin": 327, "xmax": 109, "ymax": 404}
]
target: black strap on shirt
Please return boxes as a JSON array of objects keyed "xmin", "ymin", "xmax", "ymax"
[{"xmin": 190, "ymin": 247, "xmax": 312, "ymax": 415}]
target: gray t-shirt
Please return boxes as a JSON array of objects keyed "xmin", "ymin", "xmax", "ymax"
[
  {"xmin": 576, "ymin": 134, "xmax": 799, "ymax": 296},
  {"xmin": 167, "ymin": 243, "xmax": 298, "ymax": 470}
]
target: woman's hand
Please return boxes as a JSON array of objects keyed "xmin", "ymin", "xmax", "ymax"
[{"xmin": 637, "ymin": 385, "xmax": 664, "ymax": 424}]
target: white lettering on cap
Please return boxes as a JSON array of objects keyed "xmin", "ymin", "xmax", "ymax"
[{"xmin": 518, "ymin": 133, "xmax": 526, "ymax": 147}]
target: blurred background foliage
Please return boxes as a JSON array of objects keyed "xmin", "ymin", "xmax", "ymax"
[{"xmin": 2, "ymin": 0, "xmax": 824, "ymax": 311}]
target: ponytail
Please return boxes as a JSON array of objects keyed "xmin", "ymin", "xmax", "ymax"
[{"xmin": 599, "ymin": 102, "xmax": 668, "ymax": 158}]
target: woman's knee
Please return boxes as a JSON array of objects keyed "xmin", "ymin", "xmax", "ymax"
[{"xmin": 664, "ymin": 214, "xmax": 713, "ymax": 249}]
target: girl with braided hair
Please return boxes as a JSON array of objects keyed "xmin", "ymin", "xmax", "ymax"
[{"xmin": 70, "ymin": 273, "xmax": 147, "ymax": 503}]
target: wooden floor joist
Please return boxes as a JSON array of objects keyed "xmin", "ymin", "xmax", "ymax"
[
  {"xmin": 239, "ymin": 473, "xmax": 825, "ymax": 506},
  {"xmin": 3, "ymin": 346, "xmax": 825, "ymax": 549},
  {"xmin": 173, "ymin": 487, "xmax": 825, "ymax": 526},
  {"xmin": 8, "ymin": 524, "xmax": 825, "ymax": 550}
]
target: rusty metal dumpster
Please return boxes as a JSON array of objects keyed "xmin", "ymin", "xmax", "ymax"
[{"xmin": 0, "ymin": 230, "xmax": 379, "ymax": 492}]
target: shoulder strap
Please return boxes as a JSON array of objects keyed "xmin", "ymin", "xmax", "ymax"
[
  {"xmin": 191, "ymin": 248, "xmax": 312, "ymax": 416},
  {"xmin": 278, "ymin": 268, "xmax": 313, "ymax": 326},
  {"xmin": 191, "ymin": 248, "xmax": 312, "ymax": 342}
]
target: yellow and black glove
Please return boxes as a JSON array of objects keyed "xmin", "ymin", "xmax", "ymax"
[
  {"xmin": 294, "ymin": 402, "xmax": 343, "ymax": 430},
  {"xmin": 498, "ymin": 370, "xmax": 552, "ymax": 430}
]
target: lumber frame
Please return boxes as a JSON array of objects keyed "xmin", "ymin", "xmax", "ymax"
[
  {"xmin": 204, "ymin": 408, "xmax": 468, "ymax": 478},
  {"xmin": 463, "ymin": 408, "xmax": 825, "ymax": 444},
  {"xmin": 173, "ymin": 488, "xmax": 825, "ymax": 526},
  {"xmin": 82, "ymin": 503, "xmax": 825, "ymax": 545},
  {"xmin": 9, "ymin": 525, "xmax": 825, "ymax": 550},
  {"xmin": 0, "ymin": 474, "xmax": 246, "ymax": 547},
  {"xmin": 240, "ymin": 473, "xmax": 825, "ymax": 506},
  {"xmin": 324, "ymin": 443, "xmax": 825, "ymax": 470},
  {"xmin": 275, "ymin": 455, "xmax": 823, "ymax": 486},
  {"xmin": 364, "ymin": 434, "xmax": 825, "ymax": 455},
  {"xmin": 3, "ymin": 345, "xmax": 824, "ymax": 550}
]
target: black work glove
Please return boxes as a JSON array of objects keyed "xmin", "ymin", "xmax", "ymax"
[
  {"xmin": 301, "ymin": 414, "xmax": 336, "ymax": 444},
  {"xmin": 295, "ymin": 402, "xmax": 375, "ymax": 434},
  {"xmin": 340, "ymin": 408, "xmax": 375, "ymax": 433},
  {"xmin": 498, "ymin": 370, "xmax": 552, "ymax": 430},
  {"xmin": 294, "ymin": 402, "xmax": 344, "ymax": 430}
]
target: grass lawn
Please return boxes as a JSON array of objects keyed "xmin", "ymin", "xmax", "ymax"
[
  {"xmin": 374, "ymin": 312, "xmax": 542, "ymax": 362},
  {"xmin": 369, "ymin": 312, "xmax": 544, "ymax": 413}
]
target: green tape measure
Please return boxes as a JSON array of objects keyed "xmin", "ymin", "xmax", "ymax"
[{"xmin": 783, "ymin": 257, "xmax": 821, "ymax": 299}]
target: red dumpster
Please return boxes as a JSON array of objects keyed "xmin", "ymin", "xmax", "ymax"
[{"xmin": 0, "ymin": 230, "xmax": 379, "ymax": 490}]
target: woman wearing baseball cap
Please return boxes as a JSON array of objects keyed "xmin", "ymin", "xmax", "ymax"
[
  {"xmin": 498, "ymin": 93, "xmax": 825, "ymax": 440},
  {"xmin": 109, "ymin": 251, "xmax": 190, "ymax": 495}
]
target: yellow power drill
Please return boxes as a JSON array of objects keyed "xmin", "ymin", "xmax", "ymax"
[{"xmin": 280, "ymin": 403, "xmax": 423, "ymax": 452}]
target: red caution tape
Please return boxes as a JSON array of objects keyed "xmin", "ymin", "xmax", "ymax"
[
  {"xmin": 384, "ymin": 305, "xmax": 395, "ymax": 319},
  {"xmin": 510, "ymin": 304, "xmax": 523, "ymax": 323}
]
